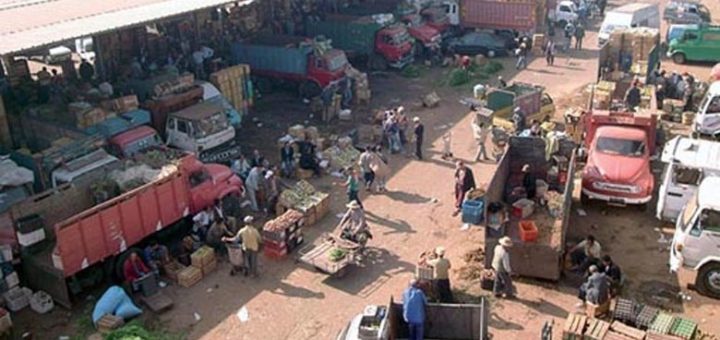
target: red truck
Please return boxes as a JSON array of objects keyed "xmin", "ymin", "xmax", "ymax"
[
  {"xmin": 18, "ymin": 154, "xmax": 242, "ymax": 307},
  {"xmin": 581, "ymin": 110, "xmax": 657, "ymax": 207},
  {"xmin": 420, "ymin": 5, "xmax": 454, "ymax": 38},
  {"xmin": 443, "ymin": 0, "xmax": 539, "ymax": 33},
  {"xmin": 399, "ymin": 13, "xmax": 443, "ymax": 55}
]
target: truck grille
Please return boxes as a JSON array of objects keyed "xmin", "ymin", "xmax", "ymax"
[{"xmin": 594, "ymin": 182, "xmax": 635, "ymax": 193}]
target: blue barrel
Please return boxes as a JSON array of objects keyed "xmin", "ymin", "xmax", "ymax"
[{"xmin": 462, "ymin": 199, "xmax": 485, "ymax": 225}]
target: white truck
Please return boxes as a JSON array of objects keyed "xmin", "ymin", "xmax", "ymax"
[
  {"xmin": 598, "ymin": 3, "xmax": 661, "ymax": 46},
  {"xmin": 657, "ymin": 136, "xmax": 720, "ymax": 222},
  {"xmin": 670, "ymin": 176, "xmax": 720, "ymax": 299},
  {"xmin": 547, "ymin": 0, "xmax": 581, "ymax": 29},
  {"xmin": 694, "ymin": 81, "xmax": 720, "ymax": 139}
]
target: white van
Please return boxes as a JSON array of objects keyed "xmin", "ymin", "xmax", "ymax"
[
  {"xmin": 670, "ymin": 176, "xmax": 720, "ymax": 298},
  {"xmin": 598, "ymin": 3, "xmax": 661, "ymax": 45},
  {"xmin": 694, "ymin": 81, "xmax": 720, "ymax": 138},
  {"xmin": 657, "ymin": 136, "xmax": 720, "ymax": 221}
]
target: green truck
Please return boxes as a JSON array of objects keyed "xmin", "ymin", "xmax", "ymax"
[
  {"xmin": 668, "ymin": 24, "xmax": 720, "ymax": 64},
  {"xmin": 306, "ymin": 14, "xmax": 414, "ymax": 70}
]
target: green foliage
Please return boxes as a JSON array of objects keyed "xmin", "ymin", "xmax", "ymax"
[
  {"xmin": 448, "ymin": 68, "xmax": 471, "ymax": 87},
  {"xmin": 104, "ymin": 320, "xmax": 183, "ymax": 340},
  {"xmin": 400, "ymin": 65, "xmax": 422, "ymax": 78}
]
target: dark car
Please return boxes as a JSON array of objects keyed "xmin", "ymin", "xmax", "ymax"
[
  {"xmin": 445, "ymin": 32, "xmax": 510, "ymax": 58},
  {"xmin": 663, "ymin": 1, "xmax": 711, "ymax": 24}
]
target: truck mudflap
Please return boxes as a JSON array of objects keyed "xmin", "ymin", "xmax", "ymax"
[
  {"xmin": 200, "ymin": 142, "xmax": 242, "ymax": 164},
  {"xmin": 388, "ymin": 52, "xmax": 415, "ymax": 69}
]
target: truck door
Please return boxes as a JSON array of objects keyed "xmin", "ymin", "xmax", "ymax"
[
  {"xmin": 659, "ymin": 163, "xmax": 702, "ymax": 221},
  {"xmin": 685, "ymin": 209, "xmax": 720, "ymax": 267},
  {"xmin": 167, "ymin": 118, "xmax": 196, "ymax": 152}
]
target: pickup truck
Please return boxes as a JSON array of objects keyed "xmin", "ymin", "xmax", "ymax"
[
  {"xmin": 17, "ymin": 154, "xmax": 243, "ymax": 307},
  {"xmin": 485, "ymin": 83, "xmax": 555, "ymax": 131},
  {"xmin": 483, "ymin": 137, "xmax": 576, "ymax": 281},
  {"xmin": 337, "ymin": 296, "xmax": 489, "ymax": 339},
  {"xmin": 306, "ymin": 14, "xmax": 414, "ymax": 70},
  {"xmin": 232, "ymin": 35, "xmax": 349, "ymax": 98},
  {"xmin": 580, "ymin": 110, "xmax": 657, "ymax": 207}
]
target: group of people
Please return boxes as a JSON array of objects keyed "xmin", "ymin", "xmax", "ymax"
[
  {"xmin": 568, "ymin": 234, "xmax": 624, "ymax": 308},
  {"xmin": 231, "ymin": 149, "xmax": 281, "ymax": 214},
  {"xmin": 649, "ymin": 70, "xmax": 697, "ymax": 112},
  {"xmin": 382, "ymin": 107, "xmax": 425, "ymax": 160}
]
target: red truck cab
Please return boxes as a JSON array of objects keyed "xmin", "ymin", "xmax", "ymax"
[
  {"xmin": 376, "ymin": 24, "xmax": 415, "ymax": 69},
  {"xmin": 421, "ymin": 6, "xmax": 452, "ymax": 38},
  {"xmin": 107, "ymin": 125, "xmax": 163, "ymax": 159},
  {"xmin": 307, "ymin": 48, "xmax": 349, "ymax": 90},
  {"xmin": 400, "ymin": 14, "xmax": 442, "ymax": 49},
  {"xmin": 581, "ymin": 110, "xmax": 657, "ymax": 206}
]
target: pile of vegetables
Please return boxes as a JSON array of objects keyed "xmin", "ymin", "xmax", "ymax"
[{"xmin": 329, "ymin": 248, "xmax": 347, "ymax": 262}]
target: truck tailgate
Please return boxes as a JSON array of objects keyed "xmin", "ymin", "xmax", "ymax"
[
  {"xmin": 461, "ymin": 0, "xmax": 537, "ymax": 32},
  {"xmin": 55, "ymin": 172, "xmax": 190, "ymax": 276}
]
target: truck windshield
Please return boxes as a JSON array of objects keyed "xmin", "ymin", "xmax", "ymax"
[
  {"xmin": 391, "ymin": 31, "xmax": 412, "ymax": 45},
  {"xmin": 193, "ymin": 111, "xmax": 229, "ymax": 138},
  {"xmin": 596, "ymin": 137, "xmax": 646, "ymax": 157},
  {"xmin": 326, "ymin": 53, "xmax": 348, "ymax": 72},
  {"xmin": 700, "ymin": 94, "xmax": 720, "ymax": 114},
  {"xmin": 122, "ymin": 134, "xmax": 162, "ymax": 157}
]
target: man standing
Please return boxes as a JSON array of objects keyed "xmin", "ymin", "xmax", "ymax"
[
  {"xmin": 453, "ymin": 161, "xmax": 476, "ymax": 216},
  {"xmin": 522, "ymin": 164, "xmax": 537, "ymax": 199},
  {"xmin": 625, "ymin": 81, "xmax": 641, "ymax": 111},
  {"xmin": 427, "ymin": 247, "xmax": 453, "ymax": 303},
  {"xmin": 78, "ymin": 59, "xmax": 94, "ymax": 83},
  {"xmin": 224, "ymin": 216, "xmax": 262, "ymax": 277},
  {"xmin": 564, "ymin": 21, "xmax": 575, "ymax": 52},
  {"xmin": 515, "ymin": 43, "xmax": 528, "ymax": 70},
  {"xmin": 601, "ymin": 255, "xmax": 623, "ymax": 295},
  {"xmin": 358, "ymin": 148, "xmax": 375, "ymax": 190},
  {"xmin": 472, "ymin": 119, "xmax": 490, "ymax": 162},
  {"xmin": 512, "ymin": 107, "xmax": 526, "ymax": 134},
  {"xmin": 280, "ymin": 142, "xmax": 295, "ymax": 178},
  {"xmin": 338, "ymin": 169, "xmax": 363, "ymax": 209},
  {"xmin": 575, "ymin": 24, "xmax": 585, "ymax": 50},
  {"xmin": 683, "ymin": 73, "xmax": 695, "ymax": 112},
  {"xmin": 245, "ymin": 165, "xmax": 264, "ymax": 211},
  {"xmin": 492, "ymin": 236, "xmax": 515, "ymax": 298},
  {"xmin": 544, "ymin": 40, "xmax": 555, "ymax": 66},
  {"xmin": 413, "ymin": 117, "xmax": 424, "ymax": 160},
  {"xmin": 403, "ymin": 279, "xmax": 427, "ymax": 340}
]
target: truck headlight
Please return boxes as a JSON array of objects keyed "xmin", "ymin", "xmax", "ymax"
[{"xmin": 675, "ymin": 242, "xmax": 684, "ymax": 253}]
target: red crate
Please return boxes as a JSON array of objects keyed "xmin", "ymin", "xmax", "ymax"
[
  {"xmin": 264, "ymin": 244, "xmax": 288, "ymax": 260},
  {"xmin": 518, "ymin": 220, "xmax": 538, "ymax": 242}
]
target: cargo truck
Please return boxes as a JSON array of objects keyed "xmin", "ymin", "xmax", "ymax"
[
  {"xmin": 484, "ymin": 83, "xmax": 555, "ymax": 131},
  {"xmin": 444, "ymin": 0, "xmax": 540, "ymax": 33},
  {"xmin": 337, "ymin": 296, "xmax": 489, "ymax": 340},
  {"xmin": 483, "ymin": 137, "xmax": 576, "ymax": 281},
  {"xmin": 306, "ymin": 14, "xmax": 414, "ymax": 70},
  {"xmin": 232, "ymin": 35, "xmax": 349, "ymax": 98},
  {"xmin": 15, "ymin": 153, "xmax": 243, "ymax": 307}
]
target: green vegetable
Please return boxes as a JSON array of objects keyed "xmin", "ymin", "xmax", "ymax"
[
  {"xmin": 401, "ymin": 65, "xmax": 422, "ymax": 78},
  {"xmin": 448, "ymin": 69, "xmax": 470, "ymax": 86},
  {"xmin": 329, "ymin": 248, "xmax": 347, "ymax": 262}
]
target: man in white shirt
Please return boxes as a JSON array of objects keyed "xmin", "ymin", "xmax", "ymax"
[
  {"xmin": 472, "ymin": 119, "xmax": 490, "ymax": 162},
  {"xmin": 492, "ymin": 236, "xmax": 516, "ymax": 298},
  {"xmin": 569, "ymin": 235, "xmax": 602, "ymax": 273},
  {"xmin": 244, "ymin": 165, "xmax": 264, "ymax": 211}
]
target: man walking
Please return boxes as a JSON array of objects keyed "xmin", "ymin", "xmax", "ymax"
[
  {"xmin": 426, "ymin": 247, "xmax": 453, "ymax": 303},
  {"xmin": 223, "ymin": 216, "xmax": 262, "ymax": 277},
  {"xmin": 575, "ymin": 24, "xmax": 585, "ymax": 50},
  {"xmin": 515, "ymin": 43, "xmax": 528, "ymax": 70},
  {"xmin": 544, "ymin": 40, "xmax": 555, "ymax": 66},
  {"xmin": 564, "ymin": 21, "xmax": 575, "ymax": 52},
  {"xmin": 472, "ymin": 119, "xmax": 490, "ymax": 162},
  {"xmin": 492, "ymin": 236, "xmax": 516, "ymax": 298},
  {"xmin": 358, "ymin": 147, "xmax": 375, "ymax": 190},
  {"xmin": 403, "ymin": 279, "xmax": 427, "ymax": 340},
  {"xmin": 413, "ymin": 117, "xmax": 424, "ymax": 160},
  {"xmin": 338, "ymin": 169, "xmax": 363, "ymax": 209}
]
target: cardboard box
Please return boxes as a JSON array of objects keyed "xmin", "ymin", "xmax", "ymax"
[
  {"xmin": 162, "ymin": 261, "xmax": 186, "ymax": 282},
  {"xmin": 200, "ymin": 258, "xmax": 217, "ymax": 276}
]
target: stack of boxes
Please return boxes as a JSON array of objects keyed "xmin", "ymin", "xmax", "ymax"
[
  {"xmin": 278, "ymin": 181, "xmax": 330, "ymax": 227},
  {"xmin": 69, "ymin": 102, "xmax": 114, "ymax": 129},
  {"xmin": 262, "ymin": 209, "xmax": 305, "ymax": 259},
  {"xmin": 606, "ymin": 28, "xmax": 660, "ymax": 78},
  {"xmin": 210, "ymin": 64, "xmax": 253, "ymax": 117},
  {"xmin": 191, "ymin": 246, "xmax": 217, "ymax": 277},
  {"xmin": 100, "ymin": 95, "xmax": 139, "ymax": 114},
  {"xmin": 152, "ymin": 73, "xmax": 195, "ymax": 97}
]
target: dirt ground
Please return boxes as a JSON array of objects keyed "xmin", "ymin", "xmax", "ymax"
[{"xmin": 11, "ymin": 0, "xmax": 720, "ymax": 338}]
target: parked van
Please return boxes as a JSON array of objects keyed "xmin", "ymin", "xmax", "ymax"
[
  {"xmin": 670, "ymin": 176, "xmax": 720, "ymax": 299},
  {"xmin": 668, "ymin": 25, "xmax": 720, "ymax": 64},
  {"xmin": 693, "ymin": 81, "xmax": 720, "ymax": 138},
  {"xmin": 657, "ymin": 136, "xmax": 720, "ymax": 222},
  {"xmin": 598, "ymin": 3, "xmax": 660, "ymax": 46},
  {"xmin": 666, "ymin": 24, "xmax": 698, "ymax": 46}
]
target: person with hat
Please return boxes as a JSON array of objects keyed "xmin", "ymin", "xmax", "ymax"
[
  {"xmin": 338, "ymin": 200, "xmax": 371, "ymax": 246},
  {"xmin": 413, "ymin": 117, "xmax": 424, "ymax": 160},
  {"xmin": 403, "ymin": 279, "xmax": 427, "ymax": 340},
  {"xmin": 223, "ymin": 216, "xmax": 263, "ymax": 277},
  {"xmin": 206, "ymin": 217, "xmax": 232, "ymax": 259},
  {"xmin": 492, "ymin": 236, "xmax": 515, "ymax": 298},
  {"xmin": 425, "ymin": 247, "xmax": 453, "ymax": 303},
  {"xmin": 522, "ymin": 164, "xmax": 537, "ymax": 200},
  {"xmin": 337, "ymin": 169, "xmax": 363, "ymax": 209}
]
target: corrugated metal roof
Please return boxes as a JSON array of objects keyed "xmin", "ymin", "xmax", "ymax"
[{"xmin": 0, "ymin": 0, "xmax": 249, "ymax": 55}]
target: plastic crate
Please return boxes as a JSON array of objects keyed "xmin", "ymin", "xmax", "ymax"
[
  {"xmin": 613, "ymin": 298, "xmax": 638, "ymax": 325},
  {"xmin": 649, "ymin": 313, "xmax": 675, "ymax": 335},
  {"xmin": 669, "ymin": 317, "xmax": 697, "ymax": 339},
  {"xmin": 461, "ymin": 200, "xmax": 484, "ymax": 225},
  {"xmin": 264, "ymin": 244, "xmax": 288, "ymax": 260},
  {"xmin": 518, "ymin": 220, "xmax": 538, "ymax": 242},
  {"xmin": 29, "ymin": 291, "xmax": 54, "ymax": 314},
  {"xmin": 636, "ymin": 306, "xmax": 659, "ymax": 330},
  {"xmin": 2, "ymin": 287, "xmax": 31, "ymax": 312},
  {"xmin": 511, "ymin": 199, "xmax": 534, "ymax": 218}
]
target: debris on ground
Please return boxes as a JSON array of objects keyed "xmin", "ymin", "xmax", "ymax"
[{"xmin": 422, "ymin": 92, "xmax": 441, "ymax": 107}]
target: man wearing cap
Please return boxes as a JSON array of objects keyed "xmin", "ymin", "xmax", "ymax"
[
  {"xmin": 413, "ymin": 117, "xmax": 424, "ymax": 160},
  {"xmin": 225, "ymin": 216, "xmax": 262, "ymax": 277},
  {"xmin": 492, "ymin": 236, "xmax": 516, "ymax": 298},
  {"xmin": 403, "ymin": 279, "xmax": 427, "ymax": 340},
  {"xmin": 426, "ymin": 247, "xmax": 453, "ymax": 303}
]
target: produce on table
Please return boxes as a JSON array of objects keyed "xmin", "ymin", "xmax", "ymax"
[{"xmin": 329, "ymin": 248, "xmax": 347, "ymax": 262}]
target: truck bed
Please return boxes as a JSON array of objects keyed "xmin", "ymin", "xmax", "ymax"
[
  {"xmin": 461, "ymin": 0, "xmax": 537, "ymax": 32},
  {"xmin": 386, "ymin": 296, "xmax": 489, "ymax": 339}
]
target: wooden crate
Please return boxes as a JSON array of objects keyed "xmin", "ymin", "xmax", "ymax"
[
  {"xmin": 162, "ymin": 261, "xmax": 186, "ymax": 282},
  {"xmin": 201, "ymin": 258, "xmax": 217, "ymax": 276},
  {"xmin": 646, "ymin": 332, "xmax": 684, "ymax": 340},
  {"xmin": 605, "ymin": 330, "xmax": 636, "ymax": 340},
  {"xmin": 97, "ymin": 314, "xmax": 124, "ymax": 333},
  {"xmin": 178, "ymin": 266, "xmax": 202, "ymax": 288},
  {"xmin": 563, "ymin": 313, "xmax": 587, "ymax": 340},
  {"xmin": 191, "ymin": 246, "xmax": 216, "ymax": 268},
  {"xmin": 583, "ymin": 319, "xmax": 610, "ymax": 340},
  {"xmin": 611, "ymin": 321, "xmax": 646, "ymax": 340}
]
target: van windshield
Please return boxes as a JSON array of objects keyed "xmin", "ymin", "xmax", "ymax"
[
  {"xmin": 701, "ymin": 94, "xmax": 720, "ymax": 114},
  {"xmin": 596, "ymin": 137, "xmax": 646, "ymax": 157},
  {"xmin": 194, "ymin": 111, "xmax": 229, "ymax": 138}
]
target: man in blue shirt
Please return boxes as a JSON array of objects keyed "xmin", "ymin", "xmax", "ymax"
[{"xmin": 403, "ymin": 279, "xmax": 427, "ymax": 340}]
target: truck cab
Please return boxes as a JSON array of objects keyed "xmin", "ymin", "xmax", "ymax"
[
  {"xmin": 165, "ymin": 101, "xmax": 239, "ymax": 164},
  {"xmin": 375, "ymin": 24, "xmax": 415, "ymax": 69},
  {"xmin": 421, "ymin": 6, "xmax": 452, "ymax": 38},
  {"xmin": 657, "ymin": 136, "xmax": 720, "ymax": 222},
  {"xmin": 581, "ymin": 111, "xmax": 656, "ymax": 207},
  {"xmin": 400, "ymin": 14, "xmax": 442, "ymax": 51},
  {"xmin": 664, "ymin": 1, "xmax": 711, "ymax": 25},
  {"xmin": 196, "ymin": 81, "xmax": 242, "ymax": 128},
  {"xmin": 670, "ymin": 176, "xmax": 720, "ymax": 299},
  {"xmin": 694, "ymin": 81, "xmax": 720, "ymax": 138},
  {"xmin": 548, "ymin": 0, "xmax": 580, "ymax": 29},
  {"xmin": 107, "ymin": 125, "xmax": 164, "ymax": 159},
  {"xmin": 306, "ymin": 49, "xmax": 349, "ymax": 92}
]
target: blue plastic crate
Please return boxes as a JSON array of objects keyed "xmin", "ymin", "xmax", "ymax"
[{"xmin": 462, "ymin": 199, "xmax": 484, "ymax": 225}]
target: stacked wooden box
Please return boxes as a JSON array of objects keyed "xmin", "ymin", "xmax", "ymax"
[
  {"xmin": 191, "ymin": 246, "xmax": 217, "ymax": 276},
  {"xmin": 69, "ymin": 102, "xmax": 114, "ymax": 129},
  {"xmin": 584, "ymin": 319, "xmax": 610, "ymax": 340},
  {"xmin": 153, "ymin": 73, "xmax": 195, "ymax": 97},
  {"xmin": 263, "ymin": 209, "xmax": 305, "ymax": 259},
  {"xmin": 101, "ymin": 95, "xmax": 139, "ymax": 114},
  {"xmin": 162, "ymin": 261, "xmax": 187, "ymax": 283},
  {"xmin": 610, "ymin": 321, "xmax": 647, "ymax": 339},
  {"xmin": 278, "ymin": 181, "xmax": 330, "ymax": 227},
  {"xmin": 594, "ymin": 81, "xmax": 617, "ymax": 110},
  {"xmin": 562, "ymin": 313, "xmax": 587, "ymax": 340},
  {"xmin": 177, "ymin": 266, "xmax": 202, "ymax": 288},
  {"xmin": 347, "ymin": 66, "xmax": 370, "ymax": 106},
  {"xmin": 210, "ymin": 64, "xmax": 253, "ymax": 116}
]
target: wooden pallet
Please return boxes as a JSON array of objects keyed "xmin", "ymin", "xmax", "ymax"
[
  {"xmin": 563, "ymin": 313, "xmax": 587, "ymax": 340},
  {"xmin": 583, "ymin": 318, "xmax": 610, "ymax": 340},
  {"xmin": 605, "ymin": 330, "xmax": 636, "ymax": 340},
  {"xmin": 611, "ymin": 320, "xmax": 647, "ymax": 340}
]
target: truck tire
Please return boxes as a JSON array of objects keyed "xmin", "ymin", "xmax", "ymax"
[
  {"xmin": 299, "ymin": 81, "xmax": 322, "ymax": 99},
  {"xmin": 672, "ymin": 53, "xmax": 686, "ymax": 64},
  {"xmin": 696, "ymin": 262, "xmax": 720, "ymax": 299}
]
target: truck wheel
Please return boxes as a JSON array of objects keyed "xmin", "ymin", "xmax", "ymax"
[
  {"xmin": 115, "ymin": 248, "xmax": 143, "ymax": 282},
  {"xmin": 696, "ymin": 262, "xmax": 720, "ymax": 299},
  {"xmin": 299, "ymin": 81, "xmax": 322, "ymax": 99},
  {"xmin": 672, "ymin": 53, "xmax": 686, "ymax": 64}
]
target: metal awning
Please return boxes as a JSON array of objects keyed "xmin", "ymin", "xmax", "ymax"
[{"xmin": 0, "ymin": 0, "xmax": 251, "ymax": 55}]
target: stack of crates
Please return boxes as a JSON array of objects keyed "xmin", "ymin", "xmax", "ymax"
[
  {"xmin": 635, "ymin": 305, "xmax": 659, "ymax": 330},
  {"xmin": 210, "ymin": 64, "xmax": 253, "ymax": 117},
  {"xmin": 191, "ymin": 246, "xmax": 217, "ymax": 276},
  {"xmin": 649, "ymin": 312, "xmax": 675, "ymax": 335},
  {"xmin": 669, "ymin": 317, "xmax": 697, "ymax": 339},
  {"xmin": 263, "ymin": 209, "xmax": 305, "ymax": 259},
  {"xmin": 613, "ymin": 298, "xmax": 638, "ymax": 326}
]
